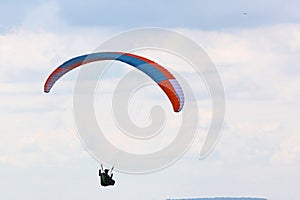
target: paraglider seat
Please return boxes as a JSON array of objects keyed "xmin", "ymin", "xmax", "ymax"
[{"xmin": 99, "ymin": 169, "xmax": 115, "ymax": 187}]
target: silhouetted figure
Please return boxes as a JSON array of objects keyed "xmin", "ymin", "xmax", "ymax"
[{"xmin": 99, "ymin": 166, "xmax": 115, "ymax": 187}]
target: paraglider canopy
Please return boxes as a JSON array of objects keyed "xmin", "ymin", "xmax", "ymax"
[{"xmin": 44, "ymin": 52, "xmax": 184, "ymax": 112}]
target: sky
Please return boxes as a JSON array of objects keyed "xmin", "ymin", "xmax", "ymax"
[{"xmin": 0, "ymin": 0, "xmax": 300, "ymax": 200}]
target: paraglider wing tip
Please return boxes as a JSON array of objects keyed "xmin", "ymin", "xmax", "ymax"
[
  {"xmin": 175, "ymin": 109, "xmax": 181, "ymax": 113},
  {"xmin": 43, "ymin": 85, "xmax": 50, "ymax": 93}
]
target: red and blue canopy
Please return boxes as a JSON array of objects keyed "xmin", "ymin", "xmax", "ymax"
[{"xmin": 44, "ymin": 52, "xmax": 184, "ymax": 112}]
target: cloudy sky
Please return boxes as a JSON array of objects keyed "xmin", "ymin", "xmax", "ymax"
[{"xmin": 0, "ymin": 1, "xmax": 300, "ymax": 200}]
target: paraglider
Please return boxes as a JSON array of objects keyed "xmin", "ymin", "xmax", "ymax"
[
  {"xmin": 44, "ymin": 52, "xmax": 184, "ymax": 112},
  {"xmin": 99, "ymin": 165, "xmax": 115, "ymax": 187},
  {"xmin": 44, "ymin": 52, "xmax": 185, "ymax": 187}
]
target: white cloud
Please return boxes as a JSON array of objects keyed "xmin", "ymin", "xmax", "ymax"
[
  {"xmin": 183, "ymin": 25, "xmax": 300, "ymax": 102},
  {"xmin": 271, "ymin": 130, "xmax": 300, "ymax": 164},
  {"xmin": 176, "ymin": 25, "xmax": 300, "ymax": 168}
]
